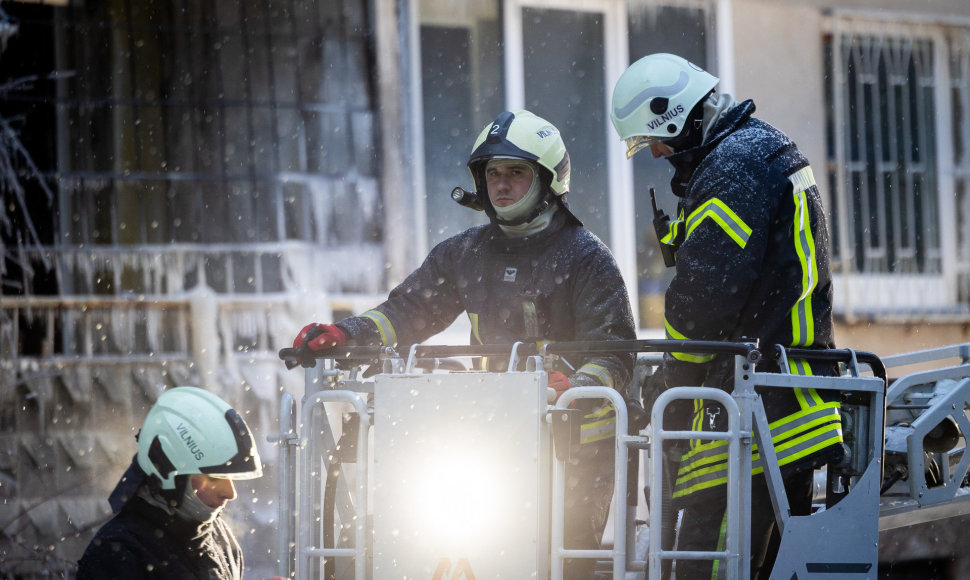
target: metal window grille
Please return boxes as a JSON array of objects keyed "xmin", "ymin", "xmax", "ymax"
[
  {"xmin": 831, "ymin": 33, "xmax": 940, "ymax": 275},
  {"xmin": 826, "ymin": 21, "xmax": 970, "ymax": 317},
  {"xmin": 951, "ymin": 31, "xmax": 970, "ymax": 303}
]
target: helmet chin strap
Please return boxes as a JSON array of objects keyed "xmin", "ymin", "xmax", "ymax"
[
  {"xmin": 493, "ymin": 190, "xmax": 554, "ymax": 227},
  {"xmin": 491, "ymin": 165, "xmax": 555, "ymax": 228},
  {"xmin": 139, "ymin": 474, "xmax": 222, "ymax": 523},
  {"xmin": 179, "ymin": 483, "xmax": 223, "ymax": 523}
]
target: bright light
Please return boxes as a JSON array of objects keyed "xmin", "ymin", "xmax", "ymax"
[
  {"xmin": 373, "ymin": 373, "xmax": 546, "ymax": 577},
  {"xmin": 409, "ymin": 448, "xmax": 505, "ymax": 549}
]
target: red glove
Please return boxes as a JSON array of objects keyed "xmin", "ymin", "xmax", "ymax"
[
  {"xmin": 293, "ymin": 323, "xmax": 347, "ymax": 352},
  {"xmin": 548, "ymin": 370, "xmax": 572, "ymax": 402}
]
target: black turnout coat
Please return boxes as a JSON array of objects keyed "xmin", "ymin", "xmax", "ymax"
[{"xmin": 337, "ymin": 208, "xmax": 637, "ymax": 391}]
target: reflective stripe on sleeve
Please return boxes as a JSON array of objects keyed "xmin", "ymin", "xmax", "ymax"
[
  {"xmin": 789, "ymin": 166, "xmax": 820, "ymax": 347},
  {"xmin": 577, "ymin": 363, "xmax": 614, "ymax": 389},
  {"xmin": 467, "ymin": 312, "xmax": 482, "ymax": 344},
  {"xmin": 665, "ymin": 318, "xmax": 716, "ymax": 364},
  {"xmin": 685, "ymin": 198, "xmax": 752, "ymax": 249},
  {"xmin": 580, "ymin": 403, "xmax": 616, "ymax": 444},
  {"xmin": 361, "ymin": 310, "xmax": 397, "ymax": 347}
]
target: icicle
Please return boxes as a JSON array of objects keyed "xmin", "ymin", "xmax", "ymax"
[
  {"xmin": 216, "ymin": 304, "xmax": 241, "ymax": 394},
  {"xmin": 110, "ymin": 306, "xmax": 129, "ymax": 354},
  {"xmin": 79, "ymin": 252, "xmax": 96, "ymax": 295},
  {"xmin": 310, "ymin": 179, "xmax": 332, "ymax": 244},
  {"xmin": 356, "ymin": 177, "xmax": 379, "ymax": 224},
  {"xmin": 187, "ymin": 284, "xmax": 220, "ymax": 386},
  {"xmin": 145, "ymin": 306, "xmax": 160, "ymax": 354}
]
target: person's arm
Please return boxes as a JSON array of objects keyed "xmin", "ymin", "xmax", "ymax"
[
  {"xmin": 567, "ymin": 239, "xmax": 638, "ymax": 394},
  {"xmin": 337, "ymin": 236, "xmax": 468, "ymax": 350},
  {"xmin": 292, "ymin": 232, "xmax": 474, "ymax": 354}
]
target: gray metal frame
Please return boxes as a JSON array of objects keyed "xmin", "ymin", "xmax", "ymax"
[
  {"xmin": 879, "ymin": 343, "xmax": 970, "ymax": 530},
  {"xmin": 646, "ymin": 351, "xmax": 886, "ymax": 580},
  {"xmin": 270, "ymin": 342, "xmax": 970, "ymax": 579}
]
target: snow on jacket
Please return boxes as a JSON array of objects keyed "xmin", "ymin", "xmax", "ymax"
[
  {"xmin": 76, "ymin": 495, "xmax": 243, "ymax": 580},
  {"xmin": 336, "ymin": 208, "xmax": 637, "ymax": 393},
  {"xmin": 655, "ymin": 99, "xmax": 844, "ymax": 503}
]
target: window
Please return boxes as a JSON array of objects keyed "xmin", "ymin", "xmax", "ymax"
[
  {"xmin": 419, "ymin": 0, "xmax": 504, "ymax": 246},
  {"xmin": 416, "ymin": 0, "xmax": 710, "ymax": 329},
  {"xmin": 1, "ymin": 0, "xmax": 383, "ymax": 299},
  {"xmin": 825, "ymin": 19, "xmax": 970, "ymax": 319}
]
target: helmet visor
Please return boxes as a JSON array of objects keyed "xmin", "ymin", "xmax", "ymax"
[
  {"xmin": 199, "ymin": 408, "xmax": 263, "ymax": 480},
  {"xmin": 624, "ymin": 135, "xmax": 664, "ymax": 159}
]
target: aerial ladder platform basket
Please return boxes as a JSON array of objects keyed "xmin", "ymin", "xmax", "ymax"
[{"xmin": 271, "ymin": 340, "xmax": 970, "ymax": 579}]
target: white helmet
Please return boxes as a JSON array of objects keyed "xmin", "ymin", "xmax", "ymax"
[
  {"xmin": 610, "ymin": 53, "xmax": 718, "ymax": 158},
  {"xmin": 137, "ymin": 386, "xmax": 262, "ymax": 490},
  {"xmin": 468, "ymin": 110, "xmax": 570, "ymax": 199}
]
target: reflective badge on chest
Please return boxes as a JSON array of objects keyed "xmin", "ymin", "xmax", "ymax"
[{"xmin": 504, "ymin": 267, "xmax": 517, "ymax": 282}]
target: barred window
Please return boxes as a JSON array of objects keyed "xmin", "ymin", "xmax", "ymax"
[{"xmin": 825, "ymin": 20, "xmax": 970, "ymax": 319}]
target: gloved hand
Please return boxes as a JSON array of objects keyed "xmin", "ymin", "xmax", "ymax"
[
  {"xmin": 293, "ymin": 323, "xmax": 347, "ymax": 352},
  {"xmin": 548, "ymin": 370, "xmax": 572, "ymax": 401},
  {"xmin": 644, "ymin": 368, "xmax": 692, "ymax": 430}
]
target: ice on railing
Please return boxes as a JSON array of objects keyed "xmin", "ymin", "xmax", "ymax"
[
  {"xmin": 47, "ymin": 243, "xmax": 385, "ymax": 296},
  {"xmin": 188, "ymin": 284, "xmax": 220, "ymax": 383}
]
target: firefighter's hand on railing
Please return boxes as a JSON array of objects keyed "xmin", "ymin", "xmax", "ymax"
[
  {"xmin": 548, "ymin": 370, "xmax": 572, "ymax": 401},
  {"xmin": 294, "ymin": 323, "xmax": 347, "ymax": 351},
  {"xmin": 281, "ymin": 323, "xmax": 348, "ymax": 369}
]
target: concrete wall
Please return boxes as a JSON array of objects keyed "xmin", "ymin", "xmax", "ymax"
[{"xmin": 732, "ymin": 1, "xmax": 828, "ymax": 209}]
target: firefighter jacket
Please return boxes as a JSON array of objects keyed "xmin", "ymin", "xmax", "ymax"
[
  {"xmin": 653, "ymin": 99, "xmax": 844, "ymax": 505},
  {"xmin": 336, "ymin": 207, "xmax": 637, "ymax": 443},
  {"xmin": 77, "ymin": 493, "xmax": 244, "ymax": 579}
]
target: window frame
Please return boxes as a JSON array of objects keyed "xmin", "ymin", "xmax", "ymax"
[{"xmin": 825, "ymin": 15, "xmax": 969, "ymax": 320}]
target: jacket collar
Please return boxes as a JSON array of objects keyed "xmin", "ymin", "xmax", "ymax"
[{"xmin": 665, "ymin": 99, "xmax": 756, "ymax": 197}]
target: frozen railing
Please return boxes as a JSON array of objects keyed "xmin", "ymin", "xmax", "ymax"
[
  {"xmin": 1, "ymin": 295, "xmax": 293, "ymax": 361},
  {"xmin": 11, "ymin": 242, "xmax": 384, "ymax": 297}
]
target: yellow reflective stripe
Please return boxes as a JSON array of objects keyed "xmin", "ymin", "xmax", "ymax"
[
  {"xmin": 361, "ymin": 310, "xmax": 396, "ymax": 347},
  {"xmin": 788, "ymin": 357, "xmax": 812, "ymax": 376},
  {"xmin": 580, "ymin": 403, "xmax": 616, "ymax": 444},
  {"xmin": 685, "ymin": 198, "xmax": 752, "ymax": 248},
  {"xmin": 673, "ymin": 426, "xmax": 845, "ymax": 498},
  {"xmin": 713, "ymin": 511, "xmax": 728, "ymax": 580},
  {"xmin": 691, "ymin": 399, "xmax": 705, "ymax": 432},
  {"xmin": 766, "ymin": 419, "xmax": 842, "ymax": 461},
  {"xmin": 674, "ymin": 403, "xmax": 843, "ymax": 498},
  {"xmin": 785, "ymin": 361, "xmax": 827, "ymax": 410},
  {"xmin": 789, "ymin": 170, "xmax": 819, "ymax": 347},
  {"xmin": 580, "ymin": 426, "xmax": 615, "ymax": 444},
  {"xmin": 665, "ymin": 318, "xmax": 716, "ymax": 364},
  {"xmin": 673, "ymin": 424, "xmax": 842, "ymax": 498},
  {"xmin": 660, "ymin": 216, "xmax": 685, "ymax": 245},
  {"xmin": 584, "ymin": 403, "xmax": 615, "ymax": 420},
  {"xmin": 467, "ymin": 312, "xmax": 482, "ymax": 344},
  {"xmin": 806, "ymin": 388, "xmax": 825, "ymax": 406},
  {"xmin": 577, "ymin": 363, "xmax": 614, "ymax": 389}
]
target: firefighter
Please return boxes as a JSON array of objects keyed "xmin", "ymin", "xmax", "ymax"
[
  {"xmin": 610, "ymin": 53, "xmax": 844, "ymax": 579},
  {"xmin": 291, "ymin": 109, "xmax": 637, "ymax": 579},
  {"xmin": 77, "ymin": 387, "xmax": 265, "ymax": 580}
]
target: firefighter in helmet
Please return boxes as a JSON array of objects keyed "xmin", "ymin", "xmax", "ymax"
[
  {"xmin": 77, "ymin": 387, "xmax": 263, "ymax": 580},
  {"xmin": 610, "ymin": 53, "xmax": 844, "ymax": 579},
  {"xmin": 292, "ymin": 110, "xmax": 637, "ymax": 579}
]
